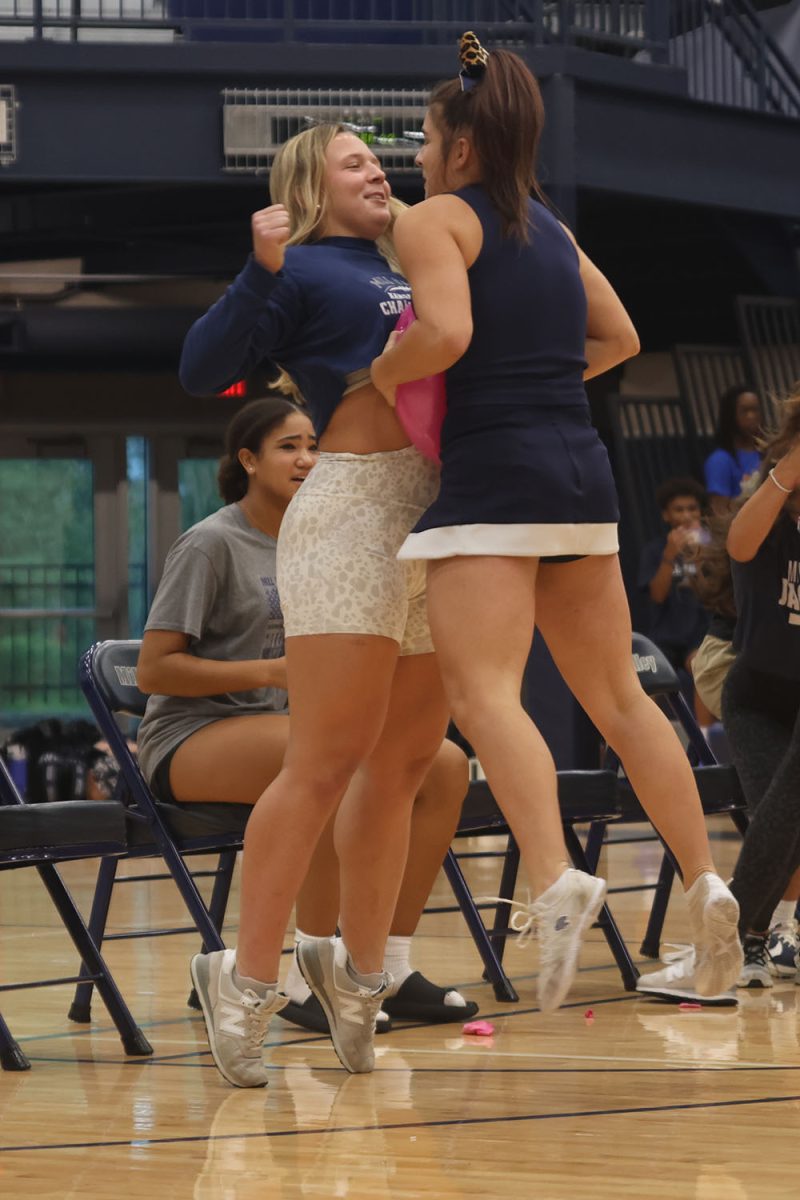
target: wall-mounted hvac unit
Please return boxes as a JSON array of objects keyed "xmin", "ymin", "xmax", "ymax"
[{"xmin": 221, "ymin": 87, "xmax": 429, "ymax": 174}]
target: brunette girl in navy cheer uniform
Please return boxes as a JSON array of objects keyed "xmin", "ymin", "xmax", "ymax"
[{"xmin": 372, "ymin": 33, "xmax": 743, "ymax": 1009}]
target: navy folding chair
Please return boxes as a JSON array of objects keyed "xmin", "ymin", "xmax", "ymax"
[
  {"xmin": 0, "ymin": 754, "xmax": 152, "ymax": 1071},
  {"xmin": 585, "ymin": 632, "xmax": 748, "ymax": 960},
  {"xmin": 70, "ymin": 639, "xmax": 252, "ymax": 1022}
]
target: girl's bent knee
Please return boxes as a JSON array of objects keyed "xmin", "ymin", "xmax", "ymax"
[{"xmin": 282, "ymin": 760, "xmax": 360, "ymax": 807}]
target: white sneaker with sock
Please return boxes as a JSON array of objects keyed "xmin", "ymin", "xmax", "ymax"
[
  {"xmin": 297, "ymin": 936, "xmax": 391, "ymax": 1073},
  {"xmin": 282, "ymin": 932, "xmax": 392, "ymax": 1032},
  {"xmin": 190, "ymin": 948, "xmax": 287, "ymax": 1088}
]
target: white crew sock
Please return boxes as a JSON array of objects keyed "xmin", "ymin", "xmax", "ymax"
[
  {"xmin": 383, "ymin": 935, "xmax": 413, "ymax": 989},
  {"xmin": 284, "ymin": 928, "xmax": 332, "ymax": 1004},
  {"xmin": 772, "ymin": 900, "xmax": 797, "ymax": 927}
]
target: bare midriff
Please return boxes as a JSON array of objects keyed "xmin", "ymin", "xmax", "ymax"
[{"xmin": 320, "ymin": 381, "xmax": 412, "ymax": 454}]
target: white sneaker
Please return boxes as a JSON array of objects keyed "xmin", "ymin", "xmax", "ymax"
[
  {"xmin": 527, "ymin": 869, "xmax": 607, "ymax": 1012},
  {"xmin": 190, "ymin": 948, "xmax": 288, "ymax": 1088},
  {"xmin": 297, "ymin": 937, "xmax": 392, "ymax": 1074},
  {"xmin": 685, "ymin": 873, "xmax": 743, "ymax": 996},
  {"xmin": 738, "ymin": 934, "xmax": 773, "ymax": 990},
  {"xmin": 636, "ymin": 946, "xmax": 737, "ymax": 1006}
]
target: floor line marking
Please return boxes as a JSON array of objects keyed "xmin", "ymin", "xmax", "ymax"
[{"xmin": 3, "ymin": 1092, "xmax": 800, "ymax": 1154}]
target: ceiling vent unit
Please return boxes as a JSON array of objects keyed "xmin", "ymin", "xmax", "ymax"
[{"xmin": 221, "ymin": 87, "xmax": 428, "ymax": 174}]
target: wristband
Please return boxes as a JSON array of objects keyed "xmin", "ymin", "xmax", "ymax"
[{"xmin": 768, "ymin": 467, "xmax": 792, "ymax": 495}]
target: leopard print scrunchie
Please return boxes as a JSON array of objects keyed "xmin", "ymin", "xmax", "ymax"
[{"xmin": 459, "ymin": 31, "xmax": 489, "ymax": 91}]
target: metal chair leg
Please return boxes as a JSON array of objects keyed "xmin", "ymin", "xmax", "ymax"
[
  {"xmin": 0, "ymin": 1011, "xmax": 30, "ymax": 1072},
  {"xmin": 564, "ymin": 824, "xmax": 640, "ymax": 990},
  {"xmin": 443, "ymin": 849, "xmax": 518, "ymax": 1003},
  {"xmin": 488, "ymin": 835, "xmax": 520, "ymax": 967},
  {"xmin": 640, "ymin": 853, "xmax": 676, "ymax": 959},
  {"xmin": 69, "ymin": 855, "xmax": 118, "ymax": 1022},
  {"xmin": 37, "ymin": 863, "xmax": 153, "ymax": 1058},
  {"xmin": 187, "ymin": 848, "xmax": 238, "ymax": 1010}
]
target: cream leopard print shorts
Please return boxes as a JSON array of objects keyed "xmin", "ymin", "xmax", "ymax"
[{"xmin": 277, "ymin": 446, "xmax": 440, "ymax": 655}]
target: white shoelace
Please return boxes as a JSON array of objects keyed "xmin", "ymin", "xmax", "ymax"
[
  {"xmin": 240, "ymin": 990, "xmax": 275, "ymax": 1051},
  {"xmin": 475, "ymin": 894, "xmax": 538, "ymax": 948}
]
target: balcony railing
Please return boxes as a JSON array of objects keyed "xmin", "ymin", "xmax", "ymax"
[
  {"xmin": 2, "ymin": 2, "xmax": 798, "ymax": 119},
  {"xmin": 0, "ymin": 562, "xmax": 146, "ymax": 716}
]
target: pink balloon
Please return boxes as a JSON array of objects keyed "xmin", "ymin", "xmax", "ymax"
[{"xmin": 393, "ymin": 304, "xmax": 446, "ymax": 464}]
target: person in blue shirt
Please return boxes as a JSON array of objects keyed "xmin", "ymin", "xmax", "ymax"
[
  {"xmin": 704, "ymin": 385, "xmax": 762, "ymax": 515},
  {"xmin": 180, "ymin": 123, "xmax": 455, "ymax": 1087},
  {"xmin": 371, "ymin": 32, "xmax": 743, "ymax": 1015}
]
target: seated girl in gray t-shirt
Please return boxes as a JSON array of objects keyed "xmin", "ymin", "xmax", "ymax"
[{"xmin": 136, "ymin": 397, "xmax": 478, "ymax": 1031}]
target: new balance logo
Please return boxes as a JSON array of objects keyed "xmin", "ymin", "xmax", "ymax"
[
  {"xmin": 113, "ymin": 665, "xmax": 138, "ymax": 687},
  {"xmin": 218, "ymin": 1005, "xmax": 246, "ymax": 1038},
  {"xmin": 555, "ymin": 916, "xmax": 570, "ymax": 931},
  {"xmin": 338, "ymin": 995, "xmax": 367, "ymax": 1025}
]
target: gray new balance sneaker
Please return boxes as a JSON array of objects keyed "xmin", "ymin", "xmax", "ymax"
[
  {"xmin": 190, "ymin": 948, "xmax": 288, "ymax": 1088},
  {"xmin": 296, "ymin": 937, "xmax": 391, "ymax": 1074}
]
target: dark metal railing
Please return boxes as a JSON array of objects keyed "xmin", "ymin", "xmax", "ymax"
[
  {"xmin": 668, "ymin": 0, "xmax": 800, "ymax": 117},
  {"xmin": 0, "ymin": 563, "xmax": 96, "ymax": 713},
  {"xmin": 0, "ymin": 562, "xmax": 146, "ymax": 715},
  {"xmin": 737, "ymin": 296, "xmax": 800, "ymax": 426},
  {"xmin": 3, "ymin": 3, "xmax": 798, "ymax": 118}
]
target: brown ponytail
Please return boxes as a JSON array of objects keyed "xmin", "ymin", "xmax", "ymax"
[{"xmin": 430, "ymin": 46, "xmax": 547, "ymax": 242}]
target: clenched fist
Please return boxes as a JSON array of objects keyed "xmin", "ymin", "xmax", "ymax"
[{"xmin": 252, "ymin": 204, "xmax": 291, "ymax": 274}]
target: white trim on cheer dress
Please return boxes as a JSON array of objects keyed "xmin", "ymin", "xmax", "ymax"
[{"xmin": 397, "ymin": 521, "xmax": 619, "ymax": 560}]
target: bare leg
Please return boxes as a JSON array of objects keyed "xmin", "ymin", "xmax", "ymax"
[
  {"xmin": 335, "ymin": 652, "xmax": 450, "ymax": 971},
  {"xmin": 235, "ymin": 633, "xmax": 400, "ymax": 983},
  {"xmin": 294, "ymin": 814, "xmax": 340, "ymax": 937},
  {"xmin": 782, "ymin": 868, "xmax": 800, "ymax": 904},
  {"xmin": 390, "ymin": 738, "xmax": 469, "ymax": 935},
  {"xmin": 535, "ymin": 555, "xmax": 716, "ymax": 887},
  {"xmin": 168, "ymin": 708, "xmax": 467, "ymax": 951},
  {"xmin": 425, "ymin": 555, "xmax": 569, "ymax": 897},
  {"xmin": 169, "ymin": 713, "xmax": 290, "ymax": 803},
  {"xmin": 295, "ymin": 737, "xmax": 468, "ymax": 939}
]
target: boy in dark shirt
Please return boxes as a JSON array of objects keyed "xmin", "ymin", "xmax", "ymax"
[{"xmin": 638, "ymin": 477, "xmax": 712, "ymax": 725}]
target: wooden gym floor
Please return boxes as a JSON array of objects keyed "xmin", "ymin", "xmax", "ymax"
[{"xmin": 2, "ymin": 819, "xmax": 799, "ymax": 1199}]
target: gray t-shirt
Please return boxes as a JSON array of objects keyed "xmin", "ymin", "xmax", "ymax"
[{"xmin": 136, "ymin": 503, "xmax": 288, "ymax": 784}]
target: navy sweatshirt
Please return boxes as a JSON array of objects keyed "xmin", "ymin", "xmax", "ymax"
[{"xmin": 180, "ymin": 239, "xmax": 410, "ymax": 436}]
